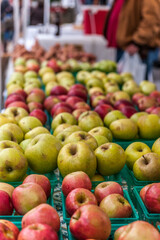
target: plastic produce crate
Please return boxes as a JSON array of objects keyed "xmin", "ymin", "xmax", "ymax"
[
  {"xmin": 133, "ymin": 186, "xmax": 160, "ymax": 226},
  {"xmin": 0, "ymin": 183, "xmax": 56, "ymax": 222},
  {"xmin": 61, "ymin": 189, "xmax": 138, "ymax": 225}
]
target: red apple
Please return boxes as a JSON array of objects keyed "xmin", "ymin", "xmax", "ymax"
[
  {"xmin": 140, "ymin": 184, "xmax": 153, "ymax": 203},
  {"xmin": 30, "ymin": 109, "xmax": 47, "ymax": 125},
  {"xmin": 0, "ymin": 190, "xmax": 13, "ymax": 215},
  {"xmin": 22, "ymin": 203, "xmax": 60, "ymax": 232},
  {"xmin": 18, "ymin": 223, "xmax": 58, "ymax": 240},
  {"xmin": 62, "ymin": 171, "xmax": 92, "ymax": 196},
  {"xmin": 145, "ymin": 106, "xmax": 157, "ymax": 114},
  {"xmin": 91, "ymin": 95, "xmax": 106, "ymax": 108},
  {"xmin": 44, "ymin": 96, "xmax": 60, "ymax": 112},
  {"xmin": 27, "ymin": 64, "xmax": 40, "ymax": 73},
  {"xmin": 94, "ymin": 182, "xmax": 123, "ymax": 204},
  {"xmin": 145, "ymin": 183, "xmax": 160, "ymax": 213},
  {"xmin": 151, "ymin": 107, "xmax": 160, "ymax": 117},
  {"xmin": 114, "ymin": 99, "xmax": 134, "ymax": 110},
  {"xmin": 5, "ymin": 94, "xmax": 25, "ymax": 108},
  {"xmin": 7, "ymin": 101, "xmax": 29, "ymax": 112},
  {"xmin": 132, "ymin": 92, "xmax": 144, "ymax": 105},
  {"xmin": 51, "ymin": 86, "xmax": 68, "ymax": 96},
  {"xmin": 47, "ymin": 59, "xmax": 61, "ymax": 72},
  {"xmin": 54, "ymin": 106, "xmax": 72, "ymax": 116},
  {"xmin": 27, "ymin": 89, "xmax": 45, "ymax": 104},
  {"xmin": 94, "ymin": 104, "xmax": 114, "ymax": 119},
  {"xmin": 70, "ymin": 204, "xmax": 111, "ymax": 240},
  {"xmin": 68, "ymin": 89, "xmax": 87, "ymax": 102},
  {"xmin": 0, "ymin": 222, "xmax": 16, "ymax": 240},
  {"xmin": 137, "ymin": 96, "xmax": 156, "ymax": 111},
  {"xmin": 106, "ymin": 92, "xmax": 114, "ymax": 104},
  {"xmin": 28, "ymin": 102, "xmax": 44, "ymax": 112},
  {"xmin": 9, "ymin": 89, "xmax": 27, "ymax": 100},
  {"xmin": 150, "ymin": 90, "xmax": 160, "ymax": 99},
  {"xmin": 121, "ymin": 106, "xmax": 137, "ymax": 118},
  {"xmin": 0, "ymin": 183, "xmax": 14, "ymax": 198},
  {"xmin": 0, "ymin": 220, "xmax": 19, "ymax": 239},
  {"xmin": 57, "ymin": 95, "xmax": 68, "ymax": 102},
  {"xmin": 74, "ymin": 102, "xmax": 90, "ymax": 110},
  {"xmin": 72, "ymin": 109, "xmax": 87, "ymax": 120},
  {"xmin": 66, "ymin": 96, "xmax": 84, "ymax": 108},
  {"xmin": 23, "ymin": 174, "xmax": 51, "ymax": 198},
  {"xmin": 50, "ymin": 102, "xmax": 73, "ymax": 117},
  {"xmin": 97, "ymin": 99, "xmax": 110, "ymax": 106},
  {"xmin": 70, "ymin": 84, "xmax": 87, "ymax": 94},
  {"xmin": 12, "ymin": 183, "xmax": 47, "ymax": 215}
]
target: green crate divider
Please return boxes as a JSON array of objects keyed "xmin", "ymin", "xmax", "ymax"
[
  {"xmin": 133, "ymin": 186, "xmax": 160, "ymax": 226},
  {"xmin": 0, "ymin": 183, "xmax": 56, "ymax": 221},
  {"xmin": 113, "ymin": 139, "xmax": 154, "ymax": 150},
  {"xmin": 44, "ymin": 110, "xmax": 51, "ymax": 131},
  {"xmin": 62, "ymin": 189, "xmax": 138, "ymax": 225},
  {"xmin": 158, "ymin": 225, "xmax": 160, "ymax": 231}
]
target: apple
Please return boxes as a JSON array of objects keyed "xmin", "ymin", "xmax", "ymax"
[
  {"xmin": 150, "ymin": 90, "xmax": 160, "ymax": 98},
  {"xmin": 18, "ymin": 223, "xmax": 58, "ymax": 240},
  {"xmin": 24, "ymin": 78, "xmax": 41, "ymax": 88},
  {"xmin": 43, "ymin": 96, "xmax": 60, "ymax": 112},
  {"xmin": 137, "ymin": 114, "xmax": 160, "ymax": 139},
  {"xmin": 78, "ymin": 111, "xmax": 104, "ymax": 132},
  {"xmin": 51, "ymin": 86, "xmax": 68, "ymax": 96},
  {"xmin": 18, "ymin": 116, "xmax": 42, "ymax": 134},
  {"xmin": 26, "ymin": 89, "xmax": 45, "ymax": 104},
  {"xmin": 151, "ymin": 107, "xmax": 160, "ymax": 116},
  {"xmin": 30, "ymin": 109, "xmax": 47, "ymax": 125},
  {"xmin": 12, "ymin": 183, "xmax": 47, "ymax": 215},
  {"xmin": 95, "ymin": 143, "xmax": 126, "ymax": 176},
  {"xmin": 91, "ymin": 95, "xmax": 107, "ymax": 108},
  {"xmin": 110, "ymin": 119, "xmax": 138, "ymax": 140},
  {"xmin": 74, "ymin": 102, "xmax": 90, "ymax": 111},
  {"xmin": 89, "ymin": 87, "xmax": 104, "ymax": 96},
  {"xmin": 0, "ymin": 190, "xmax": 13, "ymax": 215},
  {"xmin": 5, "ymin": 94, "xmax": 25, "ymax": 108},
  {"xmin": 89, "ymin": 126, "xmax": 113, "ymax": 142},
  {"xmin": 145, "ymin": 106, "xmax": 157, "ymax": 114},
  {"xmin": 0, "ymin": 123, "xmax": 24, "ymax": 143},
  {"xmin": 22, "ymin": 203, "xmax": 60, "ymax": 232},
  {"xmin": 113, "ymin": 225, "xmax": 127, "ymax": 240},
  {"xmin": 0, "ymin": 222, "xmax": 16, "ymax": 240},
  {"xmin": 76, "ymin": 71, "xmax": 91, "ymax": 84},
  {"xmin": 57, "ymin": 95, "xmax": 68, "ymax": 102},
  {"xmin": 0, "ymin": 128, "xmax": 17, "ymax": 142},
  {"xmin": 114, "ymin": 99, "xmax": 134, "ymax": 110},
  {"xmin": 57, "ymin": 142, "xmax": 97, "ymax": 178},
  {"xmin": 20, "ymin": 139, "xmax": 32, "ymax": 152},
  {"xmin": 7, "ymin": 101, "xmax": 29, "ymax": 112},
  {"xmin": 3, "ymin": 107, "xmax": 28, "ymax": 123},
  {"xmin": 56, "ymin": 125, "xmax": 81, "ymax": 143},
  {"xmin": 143, "ymin": 183, "xmax": 160, "ymax": 213},
  {"xmin": 121, "ymin": 106, "xmax": 137, "ymax": 118},
  {"xmin": 73, "ymin": 109, "xmax": 87, "ymax": 120},
  {"xmin": 9, "ymin": 89, "xmax": 27, "ymax": 100},
  {"xmin": 28, "ymin": 102, "xmax": 44, "ymax": 112},
  {"xmin": 64, "ymin": 131, "xmax": 98, "ymax": 150},
  {"xmin": 133, "ymin": 153, "xmax": 160, "ymax": 181},
  {"xmin": 70, "ymin": 84, "xmax": 87, "ymax": 94},
  {"xmin": 140, "ymin": 80, "xmax": 156, "ymax": 95},
  {"xmin": 23, "ymin": 174, "xmax": 51, "ymax": 198},
  {"xmin": 14, "ymin": 57, "xmax": 26, "ymax": 66},
  {"xmin": 137, "ymin": 96, "xmax": 156, "ymax": 111},
  {"xmin": 0, "ymin": 183, "xmax": 14, "ymax": 198},
  {"xmin": 62, "ymin": 171, "xmax": 92, "ymax": 196},
  {"xmin": 114, "ymin": 221, "xmax": 160, "ymax": 240},
  {"xmin": 130, "ymin": 112, "xmax": 148, "ymax": 123},
  {"xmin": 70, "ymin": 204, "xmax": 111, "ymax": 240},
  {"xmin": 0, "ymin": 220, "xmax": 19, "ymax": 239},
  {"xmin": 104, "ymin": 82, "xmax": 119, "ymax": 93},
  {"xmin": 25, "ymin": 134, "xmax": 62, "ymax": 173},
  {"xmin": 91, "ymin": 174, "xmax": 105, "ymax": 182},
  {"xmin": 125, "ymin": 142, "xmax": 151, "ymax": 170},
  {"xmin": 92, "ymin": 135, "xmax": 109, "ymax": 146},
  {"xmin": 51, "ymin": 112, "xmax": 77, "ymax": 131},
  {"xmin": 66, "ymin": 188, "xmax": 97, "ymax": 216},
  {"xmin": 94, "ymin": 104, "xmax": 114, "ymax": 119},
  {"xmin": 45, "ymin": 81, "xmax": 58, "ymax": 96},
  {"xmin": 66, "ymin": 96, "xmax": 84, "ymax": 108},
  {"xmin": 53, "ymin": 123, "xmax": 71, "ymax": 136},
  {"xmin": 9, "ymin": 71, "xmax": 24, "ymax": 82},
  {"xmin": 122, "ymin": 80, "xmax": 141, "ymax": 96},
  {"xmin": 24, "ymin": 126, "xmax": 50, "ymax": 139},
  {"xmin": 68, "ymin": 89, "xmax": 87, "ymax": 102},
  {"xmin": 56, "ymin": 71, "xmax": 74, "ymax": 81},
  {"xmin": 24, "ymin": 70, "xmax": 37, "ymax": 79},
  {"xmin": 15, "ymin": 65, "xmax": 28, "ymax": 73},
  {"xmin": 27, "ymin": 63, "xmax": 40, "ymax": 73},
  {"xmin": 39, "ymin": 67, "xmax": 53, "ymax": 78},
  {"xmin": 95, "ymin": 182, "xmax": 123, "ymax": 203},
  {"xmin": 50, "ymin": 102, "xmax": 73, "ymax": 117},
  {"xmin": 0, "ymin": 140, "xmax": 23, "ymax": 153},
  {"xmin": 0, "ymin": 114, "xmax": 16, "ymax": 127},
  {"xmin": 110, "ymin": 91, "xmax": 130, "ymax": 105},
  {"xmin": 140, "ymin": 184, "xmax": 153, "ymax": 203},
  {"xmin": 104, "ymin": 110, "xmax": 127, "ymax": 127},
  {"xmin": 132, "ymin": 92, "xmax": 144, "ymax": 105},
  {"xmin": 106, "ymin": 73, "xmax": 123, "ymax": 85},
  {"xmin": 100, "ymin": 193, "xmax": 132, "ymax": 218},
  {"xmin": 121, "ymin": 72, "xmax": 133, "ymax": 81},
  {"xmin": 47, "ymin": 58, "xmax": 61, "ymax": 72},
  {"xmin": 7, "ymin": 84, "xmax": 23, "ymax": 95},
  {"xmin": 152, "ymin": 137, "xmax": 160, "ymax": 156}
]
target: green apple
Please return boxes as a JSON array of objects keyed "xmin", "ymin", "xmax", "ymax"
[
  {"xmin": 79, "ymin": 62, "xmax": 92, "ymax": 71},
  {"xmin": 109, "ymin": 119, "xmax": 138, "ymax": 140},
  {"xmin": 7, "ymin": 79, "xmax": 24, "ymax": 88},
  {"xmin": 89, "ymin": 126, "xmax": 113, "ymax": 142},
  {"xmin": 106, "ymin": 73, "xmax": 123, "ymax": 85},
  {"xmin": 130, "ymin": 112, "xmax": 148, "ymax": 123},
  {"xmin": 133, "ymin": 153, "xmax": 160, "ymax": 181},
  {"xmin": 56, "ymin": 125, "xmax": 81, "ymax": 144},
  {"xmin": 76, "ymin": 71, "xmax": 91, "ymax": 84},
  {"xmin": 110, "ymin": 91, "xmax": 130, "ymax": 105},
  {"xmin": 67, "ymin": 59, "xmax": 80, "ymax": 72},
  {"xmin": 24, "ymin": 71, "xmax": 38, "ymax": 79},
  {"xmin": 9, "ymin": 72, "xmax": 24, "ymax": 82},
  {"xmin": 91, "ymin": 71, "xmax": 107, "ymax": 79},
  {"xmin": 0, "ymin": 147, "xmax": 28, "ymax": 182},
  {"xmin": 125, "ymin": 142, "xmax": 151, "ymax": 170},
  {"xmin": 25, "ymin": 134, "xmax": 62, "ymax": 173},
  {"xmin": 122, "ymin": 80, "xmax": 141, "ymax": 96},
  {"xmin": 78, "ymin": 111, "xmax": 104, "ymax": 132},
  {"xmin": 0, "ymin": 114, "xmax": 16, "ymax": 127},
  {"xmin": 64, "ymin": 131, "xmax": 98, "ymax": 150},
  {"xmin": 45, "ymin": 81, "xmax": 58, "ymax": 96},
  {"xmin": 121, "ymin": 72, "xmax": 134, "ymax": 83},
  {"xmin": 152, "ymin": 138, "xmax": 160, "ymax": 156},
  {"xmin": 89, "ymin": 87, "xmax": 104, "ymax": 96},
  {"xmin": 24, "ymin": 78, "xmax": 42, "ymax": 88},
  {"xmin": 56, "ymin": 71, "xmax": 73, "ymax": 81},
  {"xmin": 42, "ymin": 72, "xmax": 57, "ymax": 85},
  {"xmin": 19, "ymin": 116, "xmax": 42, "ymax": 134},
  {"xmin": 57, "ymin": 142, "xmax": 97, "ymax": 178},
  {"xmin": 20, "ymin": 139, "xmax": 32, "ymax": 152},
  {"xmin": 14, "ymin": 57, "xmax": 26, "ymax": 66},
  {"xmin": 51, "ymin": 113, "xmax": 77, "ymax": 131},
  {"xmin": 104, "ymin": 82, "xmax": 119, "ymax": 93},
  {"xmin": 25, "ymin": 127, "xmax": 50, "ymax": 139},
  {"xmin": 93, "ymin": 135, "xmax": 109, "ymax": 147},
  {"xmin": 86, "ymin": 77, "xmax": 104, "ymax": 90},
  {"xmin": 3, "ymin": 107, "xmax": 28, "ymax": 123},
  {"xmin": 58, "ymin": 78, "xmax": 75, "ymax": 90},
  {"xmin": 0, "ymin": 140, "xmax": 23, "ymax": 153},
  {"xmin": 140, "ymin": 81, "xmax": 156, "ymax": 95},
  {"xmin": 104, "ymin": 110, "xmax": 127, "ymax": 127},
  {"xmin": 137, "ymin": 114, "xmax": 160, "ymax": 139},
  {"xmin": 0, "ymin": 128, "xmax": 17, "ymax": 142},
  {"xmin": 7, "ymin": 84, "xmax": 23, "ymax": 95},
  {"xmin": 53, "ymin": 123, "xmax": 72, "ymax": 136},
  {"xmin": 0, "ymin": 123, "xmax": 24, "ymax": 143},
  {"xmin": 95, "ymin": 143, "xmax": 126, "ymax": 175},
  {"xmin": 41, "ymin": 60, "xmax": 48, "ymax": 68},
  {"xmin": 38, "ymin": 67, "xmax": 53, "ymax": 78}
]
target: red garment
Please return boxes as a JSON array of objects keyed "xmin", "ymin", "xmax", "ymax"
[{"xmin": 106, "ymin": 0, "xmax": 125, "ymax": 47}]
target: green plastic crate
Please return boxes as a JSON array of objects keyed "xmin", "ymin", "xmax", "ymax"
[
  {"xmin": 133, "ymin": 186, "xmax": 160, "ymax": 226},
  {"xmin": 113, "ymin": 139, "xmax": 154, "ymax": 150},
  {"xmin": 0, "ymin": 183, "xmax": 56, "ymax": 222},
  {"xmin": 158, "ymin": 225, "xmax": 160, "ymax": 231},
  {"xmin": 61, "ymin": 189, "xmax": 138, "ymax": 224}
]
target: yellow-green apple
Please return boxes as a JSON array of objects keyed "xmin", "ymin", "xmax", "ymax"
[
  {"xmin": 50, "ymin": 86, "xmax": 68, "ymax": 96},
  {"xmin": 70, "ymin": 204, "xmax": 111, "ymax": 240},
  {"xmin": 122, "ymin": 80, "xmax": 140, "ymax": 96},
  {"xmin": 14, "ymin": 65, "xmax": 27, "ymax": 73},
  {"xmin": 86, "ymin": 77, "xmax": 104, "ymax": 90},
  {"xmin": 0, "ymin": 183, "xmax": 14, "ymax": 198},
  {"xmin": 125, "ymin": 142, "xmax": 151, "ymax": 170},
  {"xmin": 104, "ymin": 110, "xmax": 127, "ymax": 127},
  {"xmin": 3, "ymin": 107, "xmax": 28, "ymax": 123},
  {"xmin": 39, "ymin": 67, "xmax": 53, "ymax": 78},
  {"xmin": 0, "ymin": 128, "xmax": 17, "ymax": 142},
  {"xmin": 7, "ymin": 84, "xmax": 23, "ymax": 95},
  {"xmin": 94, "ymin": 182, "xmax": 123, "ymax": 204},
  {"xmin": 20, "ymin": 139, "xmax": 32, "ymax": 152},
  {"xmin": 78, "ymin": 111, "xmax": 104, "ymax": 132},
  {"xmin": 152, "ymin": 137, "xmax": 160, "ymax": 156},
  {"xmin": 130, "ymin": 112, "xmax": 148, "ymax": 123},
  {"xmin": 94, "ymin": 104, "xmax": 114, "ymax": 119},
  {"xmin": 25, "ymin": 134, "xmax": 62, "ymax": 173},
  {"xmin": 137, "ymin": 114, "xmax": 160, "ymax": 139},
  {"xmin": 57, "ymin": 142, "xmax": 97, "ymax": 178},
  {"xmin": 0, "ymin": 140, "xmax": 23, "ymax": 153},
  {"xmin": 100, "ymin": 193, "xmax": 132, "ymax": 218},
  {"xmin": 0, "ymin": 123, "xmax": 24, "ymax": 143},
  {"xmin": 110, "ymin": 119, "xmax": 138, "ymax": 140},
  {"xmin": 77, "ymin": 71, "xmax": 91, "ymax": 84},
  {"xmin": 0, "ymin": 190, "xmax": 13, "ymax": 215},
  {"xmin": 114, "ymin": 221, "xmax": 160, "ymax": 240},
  {"xmin": 19, "ymin": 116, "xmax": 42, "ymax": 134},
  {"xmin": 12, "ymin": 183, "xmax": 47, "ymax": 215},
  {"xmin": 137, "ymin": 96, "xmax": 156, "ymax": 111},
  {"xmin": 50, "ymin": 102, "xmax": 73, "ymax": 117},
  {"xmin": 64, "ymin": 131, "xmax": 98, "ymax": 150},
  {"xmin": 89, "ymin": 126, "xmax": 113, "ymax": 142},
  {"xmin": 73, "ymin": 109, "xmax": 87, "ymax": 120},
  {"xmin": 24, "ymin": 78, "xmax": 41, "ymax": 88},
  {"xmin": 24, "ymin": 70, "xmax": 37, "ymax": 79},
  {"xmin": 7, "ymin": 79, "xmax": 23, "ymax": 88},
  {"xmin": 51, "ymin": 112, "xmax": 77, "ymax": 131},
  {"xmin": 91, "ymin": 70, "xmax": 106, "ymax": 79},
  {"xmin": 30, "ymin": 109, "xmax": 47, "ymax": 125},
  {"xmin": 106, "ymin": 73, "xmax": 123, "ymax": 85},
  {"xmin": 133, "ymin": 153, "xmax": 160, "ymax": 181},
  {"xmin": 56, "ymin": 71, "xmax": 73, "ymax": 81},
  {"xmin": 143, "ymin": 183, "xmax": 160, "ymax": 213},
  {"xmin": 28, "ymin": 102, "xmax": 44, "ymax": 112},
  {"xmin": 110, "ymin": 91, "xmax": 130, "ymax": 105},
  {"xmin": 140, "ymin": 80, "xmax": 156, "ymax": 95},
  {"xmin": 9, "ymin": 71, "xmax": 24, "ymax": 81},
  {"xmin": 66, "ymin": 188, "xmax": 97, "ymax": 216},
  {"xmin": 91, "ymin": 174, "xmax": 105, "ymax": 182},
  {"xmin": 53, "ymin": 123, "xmax": 71, "ymax": 136},
  {"xmin": 140, "ymin": 184, "xmax": 153, "ymax": 202},
  {"xmin": 5, "ymin": 95, "xmax": 25, "ymax": 108},
  {"xmin": 0, "ymin": 222, "xmax": 16, "ymax": 240},
  {"xmin": 66, "ymin": 96, "xmax": 84, "ymax": 108},
  {"xmin": 92, "ymin": 135, "xmax": 109, "ymax": 146},
  {"xmin": 7, "ymin": 101, "xmax": 29, "ymax": 112},
  {"xmin": 26, "ymin": 89, "xmax": 45, "ymax": 104},
  {"xmin": 23, "ymin": 174, "xmax": 51, "ymax": 198},
  {"xmin": 121, "ymin": 72, "xmax": 133, "ymax": 82},
  {"xmin": 104, "ymin": 82, "xmax": 119, "ymax": 93},
  {"xmin": 89, "ymin": 87, "xmax": 104, "ymax": 96},
  {"xmin": 0, "ymin": 220, "xmax": 19, "ymax": 239},
  {"xmin": 14, "ymin": 57, "xmax": 26, "ymax": 66},
  {"xmin": 21, "ymin": 203, "xmax": 60, "ymax": 232},
  {"xmin": 43, "ymin": 96, "xmax": 60, "ymax": 112},
  {"xmin": 56, "ymin": 125, "xmax": 81, "ymax": 144},
  {"xmin": 45, "ymin": 81, "xmax": 58, "ymax": 96},
  {"xmin": 0, "ymin": 113, "xmax": 16, "ymax": 126},
  {"xmin": 25, "ymin": 126, "xmax": 50, "ymax": 139},
  {"xmin": 62, "ymin": 171, "xmax": 92, "ymax": 196},
  {"xmin": 95, "ymin": 143, "xmax": 126, "ymax": 176},
  {"xmin": 91, "ymin": 95, "xmax": 106, "ymax": 108}
]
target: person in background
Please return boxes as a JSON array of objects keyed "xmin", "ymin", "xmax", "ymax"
[
  {"xmin": 103, "ymin": 0, "xmax": 160, "ymax": 78},
  {"xmin": 30, "ymin": 0, "xmax": 44, "ymax": 25}
]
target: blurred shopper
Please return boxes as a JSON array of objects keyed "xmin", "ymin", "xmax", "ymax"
[
  {"xmin": 30, "ymin": 0, "xmax": 44, "ymax": 25},
  {"xmin": 103, "ymin": 0, "xmax": 160, "ymax": 77}
]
